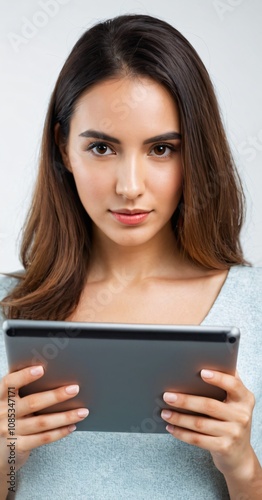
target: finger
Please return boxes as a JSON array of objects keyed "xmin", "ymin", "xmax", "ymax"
[
  {"xmin": 18, "ymin": 385, "xmax": 81, "ymax": 417},
  {"xmin": 200, "ymin": 370, "xmax": 249, "ymax": 402},
  {"xmin": 0, "ymin": 366, "xmax": 44, "ymax": 398},
  {"xmin": 166, "ymin": 424, "xmax": 224, "ymax": 452},
  {"xmin": 163, "ymin": 392, "xmax": 235, "ymax": 421},
  {"xmin": 18, "ymin": 424, "xmax": 78, "ymax": 452},
  {"xmin": 161, "ymin": 409, "xmax": 231, "ymax": 437},
  {"xmin": 16, "ymin": 408, "xmax": 89, "ymax": 435}
]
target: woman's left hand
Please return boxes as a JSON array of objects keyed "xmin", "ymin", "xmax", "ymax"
[{"xmin": 161, "ymin": 369, "xmax": 256, "ymax": 477}]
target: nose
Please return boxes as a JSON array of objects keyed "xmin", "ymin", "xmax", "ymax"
[{"xmin": 115, "ymin": 154, "xmax": 145, "ymax": 200}]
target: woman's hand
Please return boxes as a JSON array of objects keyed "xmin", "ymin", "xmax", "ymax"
[
  {"xmin": 161, "ymin": 369, "xmax": 257, "ymax": 478},
  {"xmin": 0, "ymin": 366, "xmax": 89, "ymax": 475}
]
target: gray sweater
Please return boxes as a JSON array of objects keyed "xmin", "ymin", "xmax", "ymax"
[{"xmin": 0, "ymin": 265, "xmax": 261, "ymax": 499}]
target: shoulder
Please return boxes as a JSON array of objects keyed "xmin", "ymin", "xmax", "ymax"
[
  {"xmin": 230, "ymin": 265, "xmax": 262, "ymax": 316},
  {"xmin": 0, "ymin": 274, "xmax": 23, "ymax": 379},
  {"xmin": 228, "ymin": 264, "xmax": 262, "ymax": 282},
  {"xmin": 0, "ymin": 274, "xmax": 19, "ymax": 299},
  {"xmin": 0, "ymin": 271, "xmax": 23, "ymax": 321},
  {"xmin": 226, "ymin": 265, "xmax": 261, "ymax": 302},
  {"xmin": 0, "ymin": 272, "xmax": 23, "ymax": 319},
  {"xmin": 209, "ymin": 265, "xmax": 262, "ymax": 329}
]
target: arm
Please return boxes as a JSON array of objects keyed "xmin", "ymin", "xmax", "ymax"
[
  {"xmin": 224, "ymin": 448, "xmax": 262, "ymax": 499},
  {"xmin": 161, "ymin": 369, "xmax": 262, "ymax": 499}
]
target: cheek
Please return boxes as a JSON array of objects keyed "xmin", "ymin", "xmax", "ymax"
[
  {"xmin": 153, "ymin": 166, "xmax": 183, "ymax": 204},
  {"xmin": 68, "ymin": 150, "xmax": 110, "ymax": 202},
  {"xmin": 71, "ymin": 167, "xmax": 112, "ymax": 209}
]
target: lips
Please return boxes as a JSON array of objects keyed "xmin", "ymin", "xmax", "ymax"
[
  {"xmin": 109, "ymin": 209, "xmax": 152, "ymax": 225},
  {"xmin": 111, "ymin": 209, "xmax": 151, "ymax": 215}
]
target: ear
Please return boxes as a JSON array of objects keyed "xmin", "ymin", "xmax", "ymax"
[{"xmin": 54, "ymin": 123, "xmax": 72, "ymax": 172}]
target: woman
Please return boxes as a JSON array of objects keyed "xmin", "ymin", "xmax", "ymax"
[{"xmin": 0, "ymin": 14, "xmax": 261, "ymax": 499}]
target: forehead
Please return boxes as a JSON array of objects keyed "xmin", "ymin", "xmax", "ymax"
[{"xmin": 70, "ymin": 76, "xmax": 180, "ymax": 138}]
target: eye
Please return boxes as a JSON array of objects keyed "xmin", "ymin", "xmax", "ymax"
[
  {"xmin": 86, "ymin": 142, "xmax": 115, "ymax": 156},
  {"xmin": 149, "ymin": 144, "xmax": 177, "ymax": 158}
]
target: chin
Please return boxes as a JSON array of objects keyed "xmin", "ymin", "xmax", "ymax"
[{"xmin": 101, "ymin": 230, "xmax": 150, "ymax": 247}]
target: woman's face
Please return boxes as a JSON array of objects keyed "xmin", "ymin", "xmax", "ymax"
[{"xmin": 60, "ymin": 76, "xmax": 183, "ymax": 248}]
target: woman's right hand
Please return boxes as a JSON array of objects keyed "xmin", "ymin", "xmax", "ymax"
[{"xmin": 0, "ymin": 365, "xmax": 89, "ymax": 475}]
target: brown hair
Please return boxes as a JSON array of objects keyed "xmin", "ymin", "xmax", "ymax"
[{"xmin": 1, "ymin": 14, "xmax": 248, "ymax": 320}]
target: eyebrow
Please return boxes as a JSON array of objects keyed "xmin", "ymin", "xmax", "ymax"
[{"xmin": 78, "ymin": 129, "xmax": 182, "ymax": 144}]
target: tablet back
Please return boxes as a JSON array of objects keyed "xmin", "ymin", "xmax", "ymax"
[{"xmin": 3, "ymin": 321, "xmax": 240, "ymax": 433}]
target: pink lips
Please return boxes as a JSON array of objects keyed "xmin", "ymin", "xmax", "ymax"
[{"xmin": 109, "ymin": 210, "xmax": 152, "ymax": 226}]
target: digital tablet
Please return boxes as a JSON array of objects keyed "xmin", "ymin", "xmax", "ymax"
[{"xmin": 3, "ymin": 320, "xmax": 240, "ymax": 433}]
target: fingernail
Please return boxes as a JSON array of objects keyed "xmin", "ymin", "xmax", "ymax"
[
  {"xmin": 30, "ymin": 366, "xmax": 44, "ymax": 376},
  {"xmin": 201, "ymin": 370, "xmax": 214, "ymax": 379},
  {"xmin": 77, "ymin": 409, "xmax": 89, "ymax": 418},
  {"xmin": 166, "ymin": 424, "xmax": 174, "ymax": 433},
  {"xmin": 163, "ymin": 393, "xmax": 177, "ymax": 403},
  {"xmin": 68, "ymin": 425, "xmax": 76, "ymax": 432},
  {"xmin": 65, "ymin": 385, "xmax": 79, "ymax": 395},
  {"xmin": 161, "ymin": 410, "xmax": 172, "ymax": 419}
]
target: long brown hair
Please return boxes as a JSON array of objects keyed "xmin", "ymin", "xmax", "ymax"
[{"xmin": 1, "ymin": 14, "xmax": 248, "ymax": 320}]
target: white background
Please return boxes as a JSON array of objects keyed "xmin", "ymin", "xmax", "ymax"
[{"xmin": 0, "ymin": 0, "xmax": 261, "ymax": 272}]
